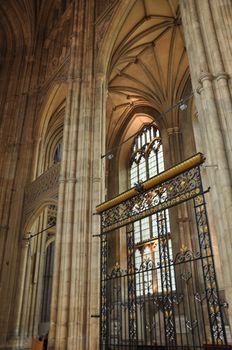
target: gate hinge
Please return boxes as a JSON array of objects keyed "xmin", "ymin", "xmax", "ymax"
[
  {"xmin": 204, "ymin": 186, "xmax": 210, "ymax": 194},
  {"xmin": 221, "ymin": 300, "xmax": 229, "ymax": 309}
]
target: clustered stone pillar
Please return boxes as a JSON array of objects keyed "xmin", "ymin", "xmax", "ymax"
[
  {"xmin": 0, "ymin": 47, "xmax": 37, "ymax": 346},
  {"xmin": 49, "ymin": 0, "xmax": 100, "ymax": 349},
  {"xmin": 88, "ymin": 73, "xmax": 106, "ymax": 350},
  {"xmin": 180, "ymin": 0, "xmax": 232, "ymax": 325}
]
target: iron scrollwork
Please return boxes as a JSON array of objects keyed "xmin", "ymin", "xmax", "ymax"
[
  {"xmin": 99, "ymin": 159, "xmax": 228, "ymax": 349},
  {"xmin": 102, "ymin": 167, "xmax": 201, "ymax": 233},
  {"xmin": 126, "ymin": 223, "xmax": 138, "ymax": 344},
  {"xmin": 194, "ymin": 194, "xmax": 227, "ymax": 344},
  {"xmin": 100, "ymin": 233, "xmax": 108, "ymax": 347}
]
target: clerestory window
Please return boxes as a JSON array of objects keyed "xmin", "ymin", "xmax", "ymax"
[
  {"xmin": 53, "ymin": 143, "xmax": 63, "ymax": 164},
  {"xmin": 129, "ymin": 124, "xmax": 175, "ymax": 295}
]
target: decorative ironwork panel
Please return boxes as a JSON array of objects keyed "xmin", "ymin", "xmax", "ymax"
[
  {"xmin": 98, "ymin": 156, "xmax": 228, "ymax": 350},
  {"xmin": 100, "ymin": 233, "xmax": 108, "ymax": 348},
  {"xmin": 194, "ymin": 193, "xmax": 227, "ymax": 344},
  {"xmin": 101, "ymin": 166, "xmax": 201, "ymax": 233},
  {"xmin": 23, "ymin": 163, "xmax": 60, "ymax": 225},
  {"xmin": 158, "ymin": 236, "xmax": 177, "ymax": 345},
  {"xmin": 126, "ymin": 223, "xmax": 137, "ymax": 345}
]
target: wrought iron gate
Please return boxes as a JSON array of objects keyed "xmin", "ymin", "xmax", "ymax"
[{"xmin": 96, "ymin": 153, "xmax": 229, "ymax": 350}]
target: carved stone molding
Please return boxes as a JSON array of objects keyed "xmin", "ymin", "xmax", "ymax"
[
  {"xmin": 199, "ymin": 72, "xmax": 214, "ymax": 84},
  {"xmin": 95, "ymin": 0, "xmax": 119, "ymax": 21},
  {"xmin": 167, "ymin": 127, "xmax": 181, "ymax": 135},
  {"xmin": 196, "ymin": 71, "xmax": 230, "ymax": 94},
  {"xmin": 95, "ymin": 0, "xmax": 119, "ymax": 56},
  {"xmin": 215, "ymin": 71, "xmax": 230, "ymax": 82},
  {"xmin": 22, "ymin": 163, "xmax": 60, "ymax": 226}
]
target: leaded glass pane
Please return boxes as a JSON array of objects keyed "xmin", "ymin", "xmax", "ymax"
[{"xmin": 129, "ymin": 124, "xmax": 175, "ymax": 295}]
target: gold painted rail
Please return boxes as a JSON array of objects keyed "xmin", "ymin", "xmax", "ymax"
[{"xmin": 96, "ymin": 152, "xmax": 205, "ymax": 213}]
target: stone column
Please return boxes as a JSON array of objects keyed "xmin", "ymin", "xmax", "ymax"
[
  {"xmin": 199, "ymin": 0, "xmax": 232, "ymax": 173},
  {"xmin": 0, "ymin": 49, "xmax": 38, "ymax": 347},
  {"xmin": 88, "ymin": 73, "xmax": 106, "ymax": 350},
  {"xmin": 166, "ymin": 126, "xmax": 183, "ymax": 166},
  {"xmin": 12, "ymin": 233, "xmax": 30, "ymax": 341},
  {"xmin": 180, "ymin": 0, "xmax": 232, "ymax": 325},
  {"xmin": 166, "ymin": 126, "xmax": 194, "ymax": 267},
  {"xmin": 49, "ymin": 0, "xmax": 96, "ymax": 349}
]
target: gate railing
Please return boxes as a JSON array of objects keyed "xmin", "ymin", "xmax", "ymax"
[{"xmin": 96, "ymin": 153, "xmax": 228, "ymax": 349}]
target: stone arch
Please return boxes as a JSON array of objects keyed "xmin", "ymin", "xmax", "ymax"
[
  {"xmin": 98, "ymin": 0, "xmax": 192, "ymax": 182},
  {"xmin": 0, "ymin": 1, "xmax": 30, "ymax": 55},
  {"xmin": 32, "ymin": 82, "xmax": 67, "ymax": 178},
  {"xmin": 106, "ymin": 109, "xmax": 172, "ymax": 206},
  {"xmin": 35, "ymin": 83, "xmax": 67, "ymax": 140},
  {"xmin": 43, "ymin": 108, "xmax": 64, "ymax": 170},
  {"xmin": 18, "ymin": 200, "xmax": 57, "ymax": 344},
  {"xmin": 17, "ymin": 81, "xmax": 67, "ymax": 345},
  {"xmin": 96, "ymin": 0, "xmax": 136, "ymax": 77},
  {"xmin": 23, "ymin": 198, "xmax": 58, "ymax": 234}
]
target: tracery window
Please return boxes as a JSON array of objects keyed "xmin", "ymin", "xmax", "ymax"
[
  {"xmin": 129, "ymin": 124, "xmax": 175, "ymax": 295},
  {"xmin": 53, "ymin": 143, "xmax": 63, "ymax": 164},
  {"xmin": 41, "ymin": 241, "xmax": 55, "ymax": 323}
]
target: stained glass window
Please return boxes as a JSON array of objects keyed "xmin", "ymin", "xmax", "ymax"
[
  {"xmin": 129, "ymin": 124, "xmax": 175, "ymax": 295},
  {"xmin": 53, "ymin": 143, "xmax": 63, "ymax": 164}
]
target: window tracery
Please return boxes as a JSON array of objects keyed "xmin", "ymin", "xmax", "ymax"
[
  {"xmin": 53, "ymin": 142, "xmax": 63, "ymax": 164},
  {"xmin": 129, "ymin": 124, "xmax": 175, "ymax": 295}
]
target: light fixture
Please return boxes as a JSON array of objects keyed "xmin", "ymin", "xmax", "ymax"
[
  {"xmin": 101, "ymin": 152, "xmax": 114, "ymax": 160},
  {"xmin": 106, "ymin": 153, "xmax": 114, "ymax": 160},
  {"xmin": 134, "ymin": 181, "xmax": 144, "ymax": 193},
  {"xmin": 179, "ymin": 100, "xmax": 188, "ymax": 111},
  {"xmin": 100, "ymin": 92, "xmax": 194, "ymax": 160}
]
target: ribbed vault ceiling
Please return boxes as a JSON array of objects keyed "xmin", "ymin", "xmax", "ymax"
[
  {"xmin": 0, "ymin": 0, "xmax": 190, "ymax": 145},
  {"xmin": 0, "ymin": 0, "xmax": 59, "ymax": 55},
  {"xmin": 107, "ymin": 0, "xmax": 189, "ymax": 148}
]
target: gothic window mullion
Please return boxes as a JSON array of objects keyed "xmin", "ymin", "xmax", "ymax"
[
  {"xmin": 129, "ymin": 124, "xmax": 175, "ymax": 299},
  {"xmin": 151, "ymin": 243, "xmax": 157, "ymax": 294},
  {"xmin": 137, "ymin": 156, "xmax": 140, "ymax": 183},
  {"xmin": 139, "ymin": 219, "xmax": 142, "ymax": 242},
  {"xmin": 145, "ymin": 149, "xmax": 149, "ymax": 181},
  {"xmin": 156, "ymin": 148, "xmax": 159, "ymax": 174}
]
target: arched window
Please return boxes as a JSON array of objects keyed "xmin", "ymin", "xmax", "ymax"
[
  {"xmin": 40, "ymin": 241, "xmax": 55, "ymax": 325},
  {"xmin": 53, "ymin": 143, "xmax": 63, "ymax": 164},
  {"xmin": 39, "ymin": 205, "xmax": 57, "ymax": 336},
  {"xmin": 130, "ymin": 125, "xmax": 164, "ymax": 185},
  {"xmin": 129, "ymin": 124, "xmax": 175, "ymax": 295}
]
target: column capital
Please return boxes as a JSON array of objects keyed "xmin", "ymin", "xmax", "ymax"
[
  {"xmin": 167, "ymin": 128, "xmax": 174, "ymax": 135},
  {"xmin": 22, "ymin": 232, "xmax": 31, "ymax": 247},
  {"xmin": 196, "ymin": 72, "xmax": 214, "ymax": 94},
  {"xmin": 59, "ymin": 176, "xmax": 78, "ymax": 184},
  {"xmin": 67, "ymin": 75, "xmax": 82, "ymax": 83},
  {"xmin": 167, "ymin": 126, "xmax": 180, "ymax": 135},
  {"xmin": 198, "ymin": 72, "xmax": 214, "ymax": 84},
  {"xmin": 215, "ymin": 72, "xmax": 230, "ymax": 82},
  {"xmin": 96, "ymin": 72, "xmax": 105, "ymax": 82}
]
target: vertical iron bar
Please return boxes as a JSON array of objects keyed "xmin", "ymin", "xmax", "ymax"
[
  {"xmin": 193, "ymin": 168, "xmax": 227, "ymax": 345},
  {"xmin": 157, "ymin": 211, "xmax": 166, "ymax": 347},
  {"xmin": 144, "ymin": 256, "xmax": 149, "ymax": 345},
  {"xmin": 158, "ymin": 210, "xmax": 176, "ymax": 346},
  {"xmin": 190, "ymin": 259, "xmax": 202, "ymax": 346},
  {"xmin": 126, "ymin": 223, "xmax": 138, "ymax": 347},
  {"xmin": 141, "ymin": 247, "xmax": 148, "ymax": 345},
  {"xmin": 99, "ymin": 160, "xmax": 228, "ymax": 350},
  {"xmin": 138, "ymin": 260, "xmax": 143, "ymax": 345},
  {"xmin": 100, "ymin": 231, "xmax": 108, "ymax": 350},
  {"xmin": 164, "ymin": 209, "xmax": 177, "ymax": 347}
]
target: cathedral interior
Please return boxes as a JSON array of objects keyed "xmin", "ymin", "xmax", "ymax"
[{"xmin": 0, "ymin": 0, "xmax": 232, "ymax": 349}]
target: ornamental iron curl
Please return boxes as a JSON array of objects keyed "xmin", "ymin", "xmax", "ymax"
[
  {"xmin": 101, "ymin": 167, "xmax": 201, "ymax": 233},
  {"xmin": 99, "ymin": 156, "xmax": 228, "ymax": 349}
]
